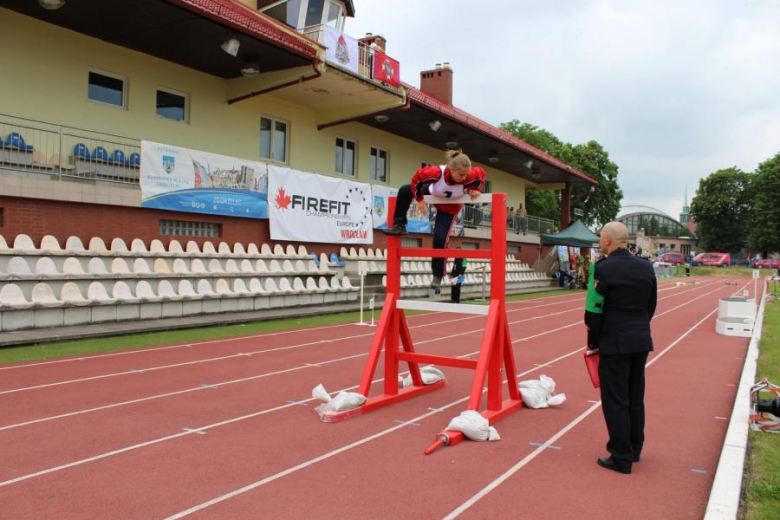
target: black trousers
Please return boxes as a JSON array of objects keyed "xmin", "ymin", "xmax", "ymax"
[
  {"xmin": 393, "ymin": 184, "xmax": 456, "ymax": 279},
  {"xmin": 451, "ymin": 283, "xmax": 462, "ymax": 303},
  {"xmin": 598, "ymin": 351, "xmax": 649, "ymax": 465}
]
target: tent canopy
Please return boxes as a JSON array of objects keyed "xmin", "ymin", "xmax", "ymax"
[{"xmin": 541, "ymin": 220, "xmax": 600, "ymax": 248}]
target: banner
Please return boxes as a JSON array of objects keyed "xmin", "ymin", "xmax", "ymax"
[
  {"xmin": 268, "ymin": 165, "xmax": 373, "ymax": 244},
  {"xmin": 372, "ymin": 185, "xmax": 430, "ymax": 233},
  {"xmin": 372, "ymin": 50, "xmax": 401, "ymax": 87},
  {"xmin": 324, "ymin": 26, "xmax": 359, "ymax": 74},
  {"xmin": 140, "ymin": 141, "xmax": 267, "ymax": 219}
]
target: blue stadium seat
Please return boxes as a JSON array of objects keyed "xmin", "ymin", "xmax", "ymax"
[
  {"xmin": 129, "ymin": 152, "xmax": 140, "ymax": 167},
  {"xmin": 93, "ymin": 146, "xmax": 110, "ymax": 163},
  {"xmin": 109, "ymin": 149, "xmax": 128, "ymax": 166},
  {"xmin": 309, "ymin": 252, "xmax": 320, "ymax": 267},
  {"xmin": 4, "ymin": 132, "xmax": 34, "ymax": 152},
  {"xmin": 73, "ymin": 143, "xmax": 91, "ymax": 161},
  {"xmin": 329, "ymin": 252, "xmax": 347, "ymax": 267}
]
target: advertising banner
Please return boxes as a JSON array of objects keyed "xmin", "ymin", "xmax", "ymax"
[
  {"xmin": 268, "ymin": 165, "xmax": 373, "ymax": 244},
  {"xmin": 324, "ymin": 26, "xmax": 359, "ymax": 74},
  {"xmin": 372, "ymin": 185, "xmax": 431, "ymax": 233},
  {"xmin": 372, "ymin": 50, "xmax": 401, "ymax": 87},
  {"xmin": 140, "ymin": 141, "xmax": 267, "ymax": 219}
]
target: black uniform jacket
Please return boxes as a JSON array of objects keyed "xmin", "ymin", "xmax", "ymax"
[{"xmin": 593, "ymin": 248, "xmax": 657, "ymax": 356}]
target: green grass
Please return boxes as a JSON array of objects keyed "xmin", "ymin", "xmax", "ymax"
[
  {"xmin": 745, "ymin": 299, "xmax": 780, "ymax": 520},
  {"xmin": 690, "ymin": 266, "xmax": 766, "ymax": 278},
  {"xmin": 0, "ymin": 288, "xmax": 566, "ymax": 366}
]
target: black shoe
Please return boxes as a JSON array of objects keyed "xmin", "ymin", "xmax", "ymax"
[
  {"xmin": 383, "ymin": 224, "xmax": 408, "ymax": 236},
  {"xmin": 597, "ymin": 457, "xmax": 631, "ymax": 474},
  {"xmin": 632, "ymin": 454, "xmax": 641, "ymax": 463}
]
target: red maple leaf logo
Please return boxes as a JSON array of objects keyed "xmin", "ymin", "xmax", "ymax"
[{"xmin": 275, "ymin": 188, "xmax": 292, "ymax": 210}]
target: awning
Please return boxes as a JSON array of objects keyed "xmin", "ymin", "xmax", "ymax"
[{"xmin": 541, "ymin": 220, "xmax": 600, "ymax": 248}]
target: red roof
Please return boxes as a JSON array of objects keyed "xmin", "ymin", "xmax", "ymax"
[
  {"xmin": 168, "ymin": 0, "xmax": 319, "ymax": 60},
  {"xmin": 405, "ymin": 85, "xmax": 596, "ymax": 185}
]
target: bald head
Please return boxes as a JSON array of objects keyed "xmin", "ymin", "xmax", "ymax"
[{"xmin": 599, "ymin": 221, "xmax": 629, "ymax": 254}]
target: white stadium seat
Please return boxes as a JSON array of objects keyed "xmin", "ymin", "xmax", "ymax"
[
  {"xmin": 61, "ymin": 282, "xmax": 91, "ymax": 306},
  {"xmin": 40, "ymin": 235, "xmax": 62, "ymax": 253},
  {"xmin": 13, "ymin": 234, "xmax": 37, "ymax": 253},
  {"xmin": 1, "ymin": 284, "xmax": 34, "ymax": 309}
]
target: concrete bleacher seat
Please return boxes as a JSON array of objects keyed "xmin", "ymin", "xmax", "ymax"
[
  {"xmin": 285, "ymin": 245, "xmax": 297, "ymax": 258},
  {"xmin": 111, "ymin": 238, "xmax": 129, "ymax": 254},
  {"xmin": 88, "ymin": 258, "xmax": 109, "ymax": 277},
  {"xmin": 247, "ymin": 244, "xmax": 260, "ymax": 256},
  {"xmin": 218, "ymin": 242, "xmax": 232, "ymax": 256},
  {"xmin": 153, "ymin": 258, "xmax": 172, "ymax": 274},
  {"xmin": 88, "ymin": 237, "xmax": 110, "ymax": 255},
  {"xmin": 63, "ymin": 257, "xmax": 86, "ymax": 277},
  {"xmin": 65, "ymin": 236, "xmax": 88, "ymax": 255},
  {"xmin": 133, "ymin": 258, "xmax": 152, "ymax": 275},
  {"xmin": 111, "ymin": 258, "xmax": 133, "ymax": 277},
  {"xmin": 136, "ymin": 281, "xmax": 162, "ymax": 303},
  {"xmin": 177, "ymin": 280, "xmax": 200, "ymax": 300},
  {"xmin": 358, "ymin": 248, "xmax": 367, "ymax": 258},
  {"xmin": 8, "ymin": 257, "xmax": 34, "ymax": 279},
  {"xmin": 168, "ymin": 240, "xmax": 186, "ymax": 256},
  {"xmin": 196, "ymin": 279, "xmax": 219, "ymax": 298},
  {"xmin": 191, "ymin": 259, "xmax": 208, "ymax": 274},
  {"xmin": 1, "ymin": 283, "xmax": 34, "ymax": 309},
  {"xmin": 186, "ymin": 241, "xmax": 201, "ymax": 256},
  {"xmin": 207, "ymin": 259, "xmax": 224, "ymax": 274},
  {"xmin": 233, "ymin": 243, "xmax": 248, "ymax": 257},
  {"xmin": 157, "ymin": 280, "xmax": 182, "ymax": 301},
  {"xmin": 173, "ymin": 259, "xmax": 190, "ymax": 274},
  {"xmin": 13, "ymin": 234, "xmax": 37, "ymax": 253},
  {"xmin": 203, "ymin": 241, "xmax": 218, "ymax": 256},
  {"xmin": 32, "ymin": 283, "xmax": 63, "ymax": 308},
  {"xmin": 40, "ymin": 235, "xmax": 63, "ymax": 254},
  {"xmin": 261, "ymin": 244, "xmax": 273, "ymax": 257},
  {"xmin": 225, "ymin": 259, "xmax": 240, "ymax": 274},
  {"xmin": 113, "ymin": 281, "xmax": 140, "ymax": 304},
  {"xmin": 35, "ymin": 257, "xmax": 59, "ymax": 278},
  {"xmin": 61, "ymin": 282, "xmax": 91, "ymax": 306},
  {"xmin": 297, "ymin": 245, "xmax": 308, "ymax": 258},
  {"xmin": 87, "ymin": 281, "xmax": 116, "ymax": 304}
]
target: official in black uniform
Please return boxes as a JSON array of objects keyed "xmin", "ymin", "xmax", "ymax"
[{"xmin": 589, "ymin": 221, "xmax": 657, "ymax": 474}]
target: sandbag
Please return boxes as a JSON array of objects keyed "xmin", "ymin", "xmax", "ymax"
[
  {"xmin": 399, "ymin": 366, "xmax": 445, "ymax": 388},
  {"xmin": 445, "ymin": 410, "xmax": 500, "ymax": 442},
  {"xmin": 311, "ymin": 383, "xmax": 366, "ymax": 417},
  {"xmin": 519, "ymin": 375, "xmax": 567, "ymax": 409}
]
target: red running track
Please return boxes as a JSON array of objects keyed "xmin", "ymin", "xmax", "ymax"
[{"xmin": 0, "ymin": 277, "xmax": 752, "ymax": 519}]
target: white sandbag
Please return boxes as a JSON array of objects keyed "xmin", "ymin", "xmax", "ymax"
[
  {"xmin": 311, "ymin": 383, "xmax": 366, "ymax": 416},
  {"xmin": 446, "ymin": 410, "xmax": 500, "ymax": 442},
  {"xmin": 518, "ymin": 375, "xmax": 567, "ymax": 409},
  {"xmin": 399, "ymin": 366, "xmax": 446, "ymax": 388}
]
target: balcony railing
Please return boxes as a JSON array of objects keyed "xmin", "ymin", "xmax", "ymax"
[
  {"xmin": 0, "ymin": 113, "xmax": 141, "ymax": 186},
  {"xmin": 301, "ymin": 24, "xmax": 403, "ymax": 95},
  {"xmin": 462, "ymin": 205, "xmax": 554, "ymax": 236}
]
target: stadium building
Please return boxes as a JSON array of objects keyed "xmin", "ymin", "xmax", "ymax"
[
  {"xmin": 616, "ymin": 205, "xmax": 697, "ymax": 256},
  {"xmin": 0, "ymin": 0, "xmax": 595, "ymax": 331}
]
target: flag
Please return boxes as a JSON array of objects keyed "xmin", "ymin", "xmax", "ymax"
[{"xmin": 372, "ymin": 50, "xmax": 400, "ymax": 87}]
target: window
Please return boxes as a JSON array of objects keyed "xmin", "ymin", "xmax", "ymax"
[
  {"xmin": 401, "ymin": 237, "xmax": 421, "ymax": 248},
  {"xmin": 326, "ymin": 1, "xmax": 341, "ymax": 27},
  {"xmin": 370, "ymin": 147, "xmax": 388, "ymax": 182},
  {"xmin": 508, "ymin": 245, "xmax": 520, "ymax": 253},
  {"xmin": 461, "ymin": 242, "xmax": 479, "ymax": 249},
  {"xmin": 304, "ymin": 0, "xmax": 325, "ymax": 27},
  {"xmin": 260, "ymin": 116, "xmax": 289, "ymax": 163},
  {"xmin": 335, "ymin": 138, "xmax": 356, "ymax": 176},
  {"xmin": 156, "ymin": 88, "xmax": 188, "ymax": 122},
  {"xmin": 160, "ymin": 220, "xmax": 221, "ymax": 237},
  {"xmin": 88, "ymin": 70, "xmax": 126, "ymax": 108},
  {"xmin": 264, "ymin": 0, "xmax": 302, "ymax": 28}
]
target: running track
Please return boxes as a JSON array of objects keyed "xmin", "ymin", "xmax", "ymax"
[{"xmin": 0, "ymin": 277, "xmax": 753, "ymax": 519}]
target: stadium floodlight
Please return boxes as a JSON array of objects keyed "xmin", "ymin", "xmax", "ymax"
[
  {"xmin": 524, "ymin": 159, "xmax": 534, "ymax": 169},
  {"xmin": 39, "ymin": 0, "xmax": 65, "ymax": 9},
  {"xmin": 221, "ymin": 37, "xmax": 241, "ymax": 57},
  {"xmin": 240, "ymin": 64, "xmax": 260, "ymax": 77},
  {"xmin": 428, "ymin": 120, "xmax": 442, "ymax": 132}
]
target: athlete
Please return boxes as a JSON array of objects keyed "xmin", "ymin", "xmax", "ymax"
[{"xmin": 384, "ymin": 149, "xmax": 485, "ymax": 292}]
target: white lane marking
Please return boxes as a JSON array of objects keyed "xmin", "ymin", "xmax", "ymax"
[
  {"xmin": 442, "ymin": 280, "xmax": 748, "ymax": 519},
  {"xmin": 0, "ymin": 278, "xmax": 690, "ymax": 372}
]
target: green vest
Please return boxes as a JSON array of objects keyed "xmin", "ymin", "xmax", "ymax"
[{"xmin": 585, "ymin": 262, "xmax": 604, "ymax": 314}]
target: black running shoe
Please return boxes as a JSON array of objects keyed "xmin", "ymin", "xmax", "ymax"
[{"xmin": 383, "ymin": 224, "xmax": 408, "ymax": 236}]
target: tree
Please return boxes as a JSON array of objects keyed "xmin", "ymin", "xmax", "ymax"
[
  {"xmin": 499, "ymin": 120, "xmax": 623, "ymax": 228},
  {"xmin": 689, "ymin": 168, "xmax": 752, "ymax": 252},
  {"xmin": 568, "ymin": 141, "xmax": 623, "ymax": 228},
  {"xmin": 748, "ymin": 152, "xmax": 780, "ymax": 255}
]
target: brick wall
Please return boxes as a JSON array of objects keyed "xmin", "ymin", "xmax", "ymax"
[{"xmin": 0, "ymin": 196, "xmax": 540, "ymax": 260}]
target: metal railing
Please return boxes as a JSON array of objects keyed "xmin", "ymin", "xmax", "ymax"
[
  {"xmin": 0, "ymin": 113, "xmax": 141, "ymax": 186},
  {"xmin": 301, "ymin": 25, "xmax": 403, "ymax": 95},
  {"xmin": 462, "ymin": 205, "xmax": 554, "ymax": 236}
]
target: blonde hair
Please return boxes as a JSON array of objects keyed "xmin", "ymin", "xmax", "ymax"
[{"xmin": 445, "ymin": 149, "xmax": 471, "ymax": 170}]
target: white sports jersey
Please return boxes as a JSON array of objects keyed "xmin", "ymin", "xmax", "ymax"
[{"xmin": 428, "ymin": 166, "xmax": 465, "ymax": 199}]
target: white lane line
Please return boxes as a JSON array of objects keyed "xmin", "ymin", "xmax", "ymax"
[
  {"xmin": 0, "ymin": 278, "xmax": 716, "ymax": 494},
  {"xmin": 0, "ymin": 279, "xmax": 719, "ymax": 427},
  {"xmin": 159, "ymin": 282, "xmax": 729, "ymax": 519},
  {"xmin": 442, "ymin": 280, "xmax": 748, "ymax": 519},
  {"xmin": 0, "ymin": 278, "xmax": 691, "ymax": 372}
]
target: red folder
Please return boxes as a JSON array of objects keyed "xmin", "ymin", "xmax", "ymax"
[{"xmin": 584, "ymin": 350, "xmax": 600, "ymax": 388}]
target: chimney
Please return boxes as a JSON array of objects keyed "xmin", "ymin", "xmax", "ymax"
[
  {"xmin": 358, "ymin": 33, "xmax": 386, "ymax": 52},
  {"xmin": 420, "ymin": 62, "xmax": 453, "ymax": 105}
]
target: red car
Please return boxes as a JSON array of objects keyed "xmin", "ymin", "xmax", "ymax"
[
  {"xmin": 756, "ymin": 258, "xmax": 780, "ymax": 269},
  {"xmin": 660, "ymin": 252, "xmax": 684, "ymax": 266},
  {"xmin": 692, "ymin": 252, "xmax": 731, "ymax": 267}
]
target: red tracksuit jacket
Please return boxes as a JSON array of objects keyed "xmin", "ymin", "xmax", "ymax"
[{"xmin": 410, "ymin": 165, "xmax": 486, "ymax": 215}]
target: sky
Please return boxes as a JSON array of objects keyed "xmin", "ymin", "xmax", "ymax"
[{"xmin": 345, "ymin": 0, "xmax": 780, "ymax": 219}]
